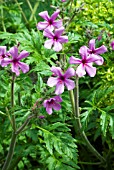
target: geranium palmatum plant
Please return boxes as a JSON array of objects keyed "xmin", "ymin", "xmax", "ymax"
[{"xmin": 1, "ymin": 1, "xmax": 113, "ymax": 170}]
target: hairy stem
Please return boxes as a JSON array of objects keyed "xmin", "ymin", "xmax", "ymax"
[
  {"xmin": 2, "ymin": 74, "xmax": 17, "ymax": 170},
  {"xmin": 73, "ymin": 76, "xmax": 106, "ymax": 163},
  {"xmin": 14, "ymin": 0, "xmax": 28, "ymax": 25},
  {"xmin": 26, "ymin": 0, "xmax": 37, "ymax": 22},
  {"xmin": 29, "ymin": 1, "xmax": 39, "ymax": 23},
  {"xmin": 1, "ymin": 6, "xmax": 6, "ymax": 32}
]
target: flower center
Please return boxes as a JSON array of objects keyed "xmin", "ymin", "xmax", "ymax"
[
  {"xmin": 49, "ymin": 19, "xmax": 53, "ymax": 25},
  {"xmin": 13, "ymin": 59, "xmax": 18, "ymax": 63},
  {"xmin": 82, "ymin": 59, "xmax": 87, "ymax": 64},
  {"xmin": 53, "ymin": 36, "xmax": 58, "ymax": 41}
]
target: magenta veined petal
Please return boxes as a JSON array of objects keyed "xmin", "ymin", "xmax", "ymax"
[
  {"xmin": 18, "ymin": 61, "xmax": 29, "ymax": 73},
  {"xmin": 58, "ymin": 36, "xmax": 68, "ymax": 43},
  {"xmin": 64, "ymin": 67, "xmax": 75, "ymax": 78},
  {"xmin": 55, "ymin": 82, "xmax": 64, "ymax": 95},
  {"xmin": 9, "ymin": 46, "xmax": 18, "ymax": 59},
  {"xmin": 37, "ymin": 21, "xmax": 48, "ymax": 30},
  {"xmin": 54, "ymin": 26, "xmax": 64, "ymax": 37},
  {"xmin": 94, "ymin": 45, "xmax": 107, "ymax": 54},
  {"xmin": 47, "ymin": 77, "xmax": 58, "ymax": 87},
  {"xmin": 64, "ymin": 79, "xmax": 75, "ymax": 90},
  {"xmin": 87, "ymin": 54, "xmax": 104, "ymax": 65},
  {"xmin": 11, "ymin": 63, "xmax": 20, "ymax": 76},
  {"xmin": 52, "ymin": 102, "xmax": 61, "ymax": 110},
  {"xmin": 53, "ymin": 41, "xmax": 62, "ymax": 52},
  {"xmin": 46, "ymin": 107, "xmax": 53, "ymax": 115},
  {"xmin": 43, "ymin": 28, "xmax": 54, "ymax": 38},
  {"xmin": 54, "ymin": 96, "xmax": 62, "ymax": 102},
  {"xmin": 79, "ymin": 46, "xmax": 88, "ymax": 60},
  {"xmin": 69, "ymin": 56, "xmax": 82, "ymax": 64},
  {"xmin": 76, "ymin": 63, "xmax": 86, "ymax": 77},
  {"xmin": 51, "ymin": 66, "xmax": 62, "ymax": 76},
  {"xmin": 53, "ymin": 20, "xmax": 63, "ymax": 29},
  {"xmin": 85, "ymin": 63, "xmax": 96, "ymax": 77},
  {"xmin": 0, "ymin": 46, "xmax": 6, "ymax": 55},
  {"xmin": 17, "ymin": 50, "xmax": 29, "ymax": 60},
  {"xmin": 1, "ymin": 58, "xmax": 12, "ymax": 67},
  {"xmin": 44, "ymin": 39, "xmax": 54, "ymax": 49},
  {"xmin": 39, "ymin": 11, "xmax": 49, "ymax": 21},
  {"xmin": 51, "ymin": 9, "xmax": 60, "ymax": 21},
  {"xmin": 89, "ymin": 39, "xmax": 95, "ymax": 50}
]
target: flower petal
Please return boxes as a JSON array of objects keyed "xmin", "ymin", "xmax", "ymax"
[
  {"xmin": 54, "ymin": 96, "xmax": 62, "ymax": 102},
  {"xmin": 11, "ymin": 63, "xmax": 20, "ymax": 76},
  {"xmin": 0, "ymin": 46, "xmax": 6, "ymax": 55},
  {"xmin": 64, "ymin": 67, "xmax": 75, "ymax": 78},
  {"xmin": 51, "ymin": 9, "xmax": 60, "ymax": 21},
  {"xmin": 79, "ymin": 46, "xmax": 88, "ymax": 60},
  {"xmin": 43, "ymin": 28, "xmax": 54, "ymax": 38},
  {"xmin": 9, "ymin": 46, "xmax": 18, "ymax": 59},
  {"xmin": 44, "ymin": 39, "xmax": 54, "ymax": 49},
  {"xmin": 37, "ymin": 21, "xmax": 48, "ymax": 30},
  {"xmin": 76, "ymin": 64, "xmax": 86, "ymax": 77},
  {"xmin": 87, "ymin": 54, "xmax": 104, "ymax": 65},
  {"xmin": 53, "ymin": 41, "xmax": 62, "ymax": 52},
  {"xmin": 53, "ymin": 20, "xmax": 63, "ymax": 28},
  {"xmin": 17, "ymin": 50, "xmax": 29, "ymax": 60},
  {"xmin": 51, "ymin": 66, "xmax": 62, "ymax": 76},
  {"xmin": 1, "ymin": 58, "xmax": 12, "ymax": 67},
  {"xmin": 89, "ymin": 39, "xmax": 95, "ymax": 50},
  {"xmin": 53, "ymin": 102, "xmax": 61, "ymax": 111},
  {"xmin": 18, "ymin": 61, "xmax": 29, "ymax": 73},
  {"xmin": 69, "ymin": 56, "xmax": 82, "ymax": 64},
  {"xmin": 64, "ymin": 79, "xmax": 75, "ymax": 90},
  {"xmin": 94, "ymin": 45, "xmax": 107, "ymax": 54},
  {"xmin": 58, "ymin": 36, "xmax": 68, "ymax": 43},
  {"xmin": 46, "ymin": 107, "xmax": 53, "ymax": 115},
  {"xmin": 85, "ymin": 63, "xmax": 96, "ymax": 77},
  {"xmin": 39, "ymin": 11, "xmax": 49, "ymax": 21},
  {"xmin": 47, "ymin": 77, "xmax": 58, "ymax": 87},
  {"xmin": 54, "ymin": 26, "xmax": 64, "ymax": 37},
  {"xmin": 55, "ymin": 82, "xmax": 64, "ymax": 95}
]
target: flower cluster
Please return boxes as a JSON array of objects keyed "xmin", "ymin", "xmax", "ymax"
[
  {"xmin": 69, "ymin": 39, "xmax": 107, "ymax": 77},
  {"xmin": 37, "ymin": 10, "xmax": 68, "ymax": 52},
  {"xmin": 0, "ymin": 46, "xmax": 29, "ymax": 76}
]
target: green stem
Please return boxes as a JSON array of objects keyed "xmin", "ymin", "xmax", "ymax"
[
  {"xmin": 14, "ymin": 0, "xmax": 28, "ymax": 25},
  {"xmin": 72, "ymin": 76, "xmax": 106, "ymax": 163},
  {"xmin": 2, "ymin": 132, "xmax": 17, "ymax": 170},
  {"xmin": 11, "ymin": 74, "xmax": 16, "ymax": 132},
  {"xmin": 29, "ymin": 1, "xmax": 39, "ymax": 22},
  {"xmin": 26, "ymin": 0, "xmax": 37, "ymax": 22},
  {"xmin": 1, "ymin": 6, "xmax": 6, "ymax": 32},
  {"xmin": 2, "ymin": 74, "xmax": 17, "ymax": 170}
]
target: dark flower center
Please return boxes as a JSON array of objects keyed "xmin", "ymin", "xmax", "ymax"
[
  {"xmin": 89, "ymin": 49, "xmax": 95, "ymax": 54},
  {"xmin": 13, "ymin": 59, "xmax": 18, "ymax": 63},
  {"xmin": 60, "ymin": 75, "xmax": 65, "ymax": 81},
  {"xmin": 49, "ymin": 19, "xmax": 53, "ymax": 25},
  {"xmin": 1, "ymin": 54, "xmax": 6, "ymax": 58},
  {"xmin": 82, "ymin": 59, "xmax": 87, "ymax": 64},
  {"xmin": 48, "ymin": 99, "xmax": 55, "ymax": 105},
  {"xmin": 53, "ymin": 36, "xmax": 58, "ymax": 41}
]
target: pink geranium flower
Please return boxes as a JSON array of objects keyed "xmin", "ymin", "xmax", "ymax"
[
  {"xmin": 43, "ymin": 96, "xmax": 62, "ymax": 114},
  {"xmin": 69, "ymin": 46, "xmax": 104, "ymax": 77},
  {"xmin": 87, "ymin": 39, "xmax": 107, "ymax": 65},
  {"xmin": 37, "ymin": 9, "xmax": 62, "ymax": 31},
  {"xmin": 110, "ymin": 41, "xmax": 114, "ymax": 50},
  {"xmin": 43, "ymin": 27, "xmax": 68, "ymax": 52},
  {"xmin": 0, "ymin": 46, "xmax": 10, "ymax": 64},
  {"xmin": 61, "ymin": 0, "xmax": 66, "ymax": 2},
  {"xmin": 1, "ymin": 46, "xmax": 29, "ymax": 76},
  {"xmin": 47, "ymin": 66, "xmax": 75, "ymax": 95}
]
